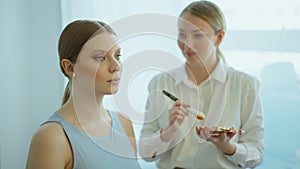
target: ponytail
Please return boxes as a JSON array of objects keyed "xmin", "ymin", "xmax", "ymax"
[
  {"xmin": 216, "ymin": 47, "xmax": 226, "ymax": 64},
  {"xmin": 61, "ymin": 80, "xmax": 71, "ymax": 105}
]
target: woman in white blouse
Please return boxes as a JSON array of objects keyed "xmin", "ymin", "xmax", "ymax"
[{"xmin": 139, "ymin": 1, "xmax": 264, "ymax": 168}]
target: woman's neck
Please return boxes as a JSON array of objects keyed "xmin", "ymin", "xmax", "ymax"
[
  {"xmin": 59, "ymin": 96, "xmax": 112, "ymax": 137},
  {"xmin": 185, "ymin": 57, "xmax": 219, "ymax": 85},
  {"xmin": 58, "ymin": 84, "xmax": 114, "ymax": 137},
  {"xmin": 59, "ymin": 90, "xmax": 107, "ymax": 124}
]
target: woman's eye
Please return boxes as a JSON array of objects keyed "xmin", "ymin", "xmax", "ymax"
[
  {"xmin": 115, "ymin": 54, "xmax": 122, "ymax": 61},
  {"xmin": 96, "ymin": 56, "xmax": 105, "ymax": 61},
  {"xmin": 115, "ymin": 54, "xmax": 122, "ymax": 60},
  {"xmin": 178, "ymin": 33, "xmax": 186, "ymax": 39},
  {"xmin": 194, "ymin": 33, "xmax": 203, "ymax": 39}
]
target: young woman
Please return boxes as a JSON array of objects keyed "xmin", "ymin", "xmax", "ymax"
[
  {"xmin": 139, "ymin": 1, "xmax": 264, "ymax": 168},
  {"xmin": 26, "ymin": 20, "xmax": 141, "ymax": 169}
]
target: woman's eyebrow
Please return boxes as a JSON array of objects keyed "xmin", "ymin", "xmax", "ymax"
[
  {"xmin": 90, "ymin": 48, "xmax": 121, "ymax": 55},
  {"xmin": 89, "ymin": 49, "xmax": 107, "ymax": 56},
  {"xmin": 192, "ymin": 28, "xmax": 206, "ymax": 33}
]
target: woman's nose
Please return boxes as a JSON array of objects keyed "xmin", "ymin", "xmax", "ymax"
[
  {"xmin": 183, "ymin": 37, "xmax": 193, "ymax": 49},
  {"xmin": 109, "ymin": 58, "xmax": 121, "ymax": 73}
]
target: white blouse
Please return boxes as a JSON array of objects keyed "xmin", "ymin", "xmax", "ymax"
[{"xmin": 139, "ymin": 61, "xmax": 264, "ymax": 169}]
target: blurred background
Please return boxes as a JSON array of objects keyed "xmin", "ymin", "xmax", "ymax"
[{"xmin": 1, "ymin": 0, "xmax": 299, "ymax": 168}]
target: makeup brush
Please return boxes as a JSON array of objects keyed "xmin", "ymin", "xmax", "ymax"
[{"xmin": 162, "ymin": 90, "xmax": 206, "ymax": 120}]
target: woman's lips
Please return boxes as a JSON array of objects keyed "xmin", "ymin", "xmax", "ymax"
[
  {"xmin": 107, "ymin": 78, "xmax": 120, "ymax": 85},
  {"xmin": 186, "ymin": 51, "xmax": 196, "ymax": 58}
]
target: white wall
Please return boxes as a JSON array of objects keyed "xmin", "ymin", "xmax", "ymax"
[{"xmin": 0, "ymin": 0, "xmax": 64, "ymax": 168}]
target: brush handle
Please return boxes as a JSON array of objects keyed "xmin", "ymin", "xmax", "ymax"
[
  {"xmin": 162, "ymin": 90, "xmax": 178, "ymax": 101},
  {"xmin": 187, "ymin": 107, "xmax": 197, "ymax": 115},
  {"xmin": 162, "ymin": 90, "xmax": 205, "ymax": 119}
]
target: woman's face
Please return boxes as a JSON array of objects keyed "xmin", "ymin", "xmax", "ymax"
[
  {"xmin": 73, "ymin": 31, "xmax": 121, "ymax": 96},
  {"xmin": 177, "ymin": 12, "xmax": 221, "ymax": 66}
]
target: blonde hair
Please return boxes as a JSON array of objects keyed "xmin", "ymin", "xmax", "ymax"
[
  {"xmin": 180, "ymin": 1, "xmax": 227, "ymax": 62},
  {"xmin": 58, "ymin": 20, "xmax": 116, "ymax": 105}
]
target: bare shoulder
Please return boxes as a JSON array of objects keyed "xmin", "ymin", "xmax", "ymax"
[
  {"xmin": 117, "ymin": 113, "xmax": 136, "ymax": 137},
  {"xmin": 26, "ymin": 122, "xmax": 72, "ymax": 169},
  {"xmin": 116, "ymin": 112, "xmax": 137, "ymax": 156},
  {"xmin": 31, "ymin": 122, "xmax": 68, "ymax": 147},
  {"xmin": 116, "ymin": 113, "xmax": 132, "ymax": 128}
]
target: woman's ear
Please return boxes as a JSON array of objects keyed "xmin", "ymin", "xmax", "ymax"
[
  {"xmin": 61, "ymin": 59, "xmax": 75, "ymax": 78},
  {"xmin": 214, "ymin": 30, "xmax": 225, "ymax": 46}
]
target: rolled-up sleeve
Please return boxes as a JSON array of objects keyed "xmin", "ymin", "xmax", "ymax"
[
  {"xmin": 139, "ymin": 123, "xmax": 172, "ymax": 161},
  {"xmin": 139, "ymin": 77, "xmax": 172, "ymax": 161},
  {"xmin": 226, "ymin": 77, "xmax": 264, "ymax": 168}
]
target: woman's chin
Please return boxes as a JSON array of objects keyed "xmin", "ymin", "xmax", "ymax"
[
  {"xmin": 95, "ymin": 88, "xmax": 119, "ymax": 95},
  {"xmin": 107, "ymin": 88, "xmax": 119, "ymax": 95}
]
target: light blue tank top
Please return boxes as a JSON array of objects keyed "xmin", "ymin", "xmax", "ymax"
[{"xmin": 45, "ymin": 111, "xmax": 141, "ymax": 169}]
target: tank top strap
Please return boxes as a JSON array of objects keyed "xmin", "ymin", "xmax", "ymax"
[{"xmin": 107, "ymin": 110, "xmax": 126, "ymax": 134}]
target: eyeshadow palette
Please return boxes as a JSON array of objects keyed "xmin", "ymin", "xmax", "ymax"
[{"xmin": 210, "ymin": 127, "xmax": 244, "ymax": 136}]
